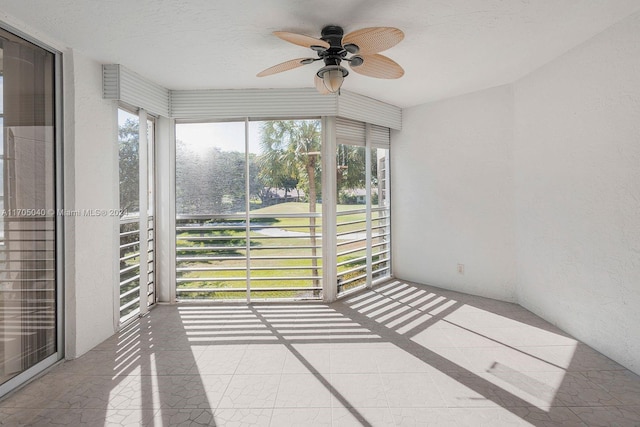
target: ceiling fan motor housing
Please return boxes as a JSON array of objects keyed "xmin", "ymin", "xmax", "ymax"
[{"xmin": 319, "ymin": 26, "xmax": 349, "ymax": 66}]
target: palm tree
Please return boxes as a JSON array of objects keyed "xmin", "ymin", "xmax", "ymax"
[{"xmin": 259, "ymin": 120, "xmax": 322, "ymax": 290}]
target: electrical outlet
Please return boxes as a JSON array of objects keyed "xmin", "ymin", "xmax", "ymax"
[{"xmin": 457, "ymin": 264, "xmax": 464, "ymax": 274}]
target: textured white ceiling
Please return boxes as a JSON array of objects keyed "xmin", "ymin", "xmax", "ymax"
[{"xmin": 2, "ymin": 0, "xmax": 639, "ymax": 108}]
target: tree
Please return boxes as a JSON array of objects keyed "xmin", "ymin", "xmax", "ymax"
[
  {"xmin": 175, "ymin": 142, "xmax": 256, "ymax": 215},
  {"xmin": 119, "ymin": 118, "xmax": 139, "ymax": 215},
  {"xmin": 336, "ymin": 143, "xmax": 367, "ymax": 190},
  {"xmin": 259, "ymin": 120, "xmax": 322, "ymax": 288}
]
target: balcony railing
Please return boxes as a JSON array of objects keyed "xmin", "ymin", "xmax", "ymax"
[
  {"xmin": 176, "ymin": 213, "xmax": 323, "ymax": 300},
  {"xmin": 146, "ymin": 216, "xmax": 155, "ymax": 307},
  {"xmin": 337, "ymin": 206, "xmax": 391, "ymax": 293},
  {"xmin": 119, "ymin": 215, "xmax": 155, "ymax": 323},
  {"xmin": 371, "ymin": 206, "xmax": 392, "ymax": 281},
  {"xmin": 119, "ymin": 218, "xmax": 140, "ymax": 322}
]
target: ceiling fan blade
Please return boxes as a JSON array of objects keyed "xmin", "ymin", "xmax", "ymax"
[
  {"xmin": 273, "ymin": 31, "xmax": 330, "ymax": 49},
  {"xmin": 257, "ymin": 58, "xmax": 310, "ymax": 77},
  {"xmin": 350, "ymin": 54, "xmax": 404, "ymax": 79},
  {"xmin": 314, "ymin": 74, "xmax": 330, "ymax": 95},
  {"xmin": 342, "ymin": 27, "xmax": 404, "ymax": 54}
]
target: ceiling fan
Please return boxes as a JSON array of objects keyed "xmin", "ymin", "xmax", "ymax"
[{"xmin": 257, "ymin": 25, "xmax": 405, "ymax": 94}]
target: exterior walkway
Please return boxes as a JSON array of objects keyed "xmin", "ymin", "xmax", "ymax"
[{"xmin": 1, "ymin": 280, "xmax": 639, "ymax": 426}]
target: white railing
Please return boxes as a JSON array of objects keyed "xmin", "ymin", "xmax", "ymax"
[
  {"xmin": 336, "ymin": 206, "xmax": 391, "ymax": 293},
  {"xmin": 371, "ymin": 207, "xmax": 391, "ymax": 281},
  {"xmin": 119, "ymin": 217, "xmax": 140, "ymax": 322},
  {"xmin": 176, "ymin": 213, "xmax": 323, "ymax": 300},
  {"xmin": 146, "ymin": 216, "xmax": 155, "ymax": 307}
]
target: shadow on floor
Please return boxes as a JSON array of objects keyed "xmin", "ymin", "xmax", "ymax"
[{"xmin": 1, "ymin": 279, "xmax": 639, "ymax": 426}]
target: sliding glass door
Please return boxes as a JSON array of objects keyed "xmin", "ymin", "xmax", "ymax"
[
  {"xmin": 336, "ymin": 141, "xmax": 368, "ymax": 292},
  {"xmin": 175, "ymin": 119, "xmax": 323, "ymax": 301},
  {"xmin": 118, "ymin": 108, "xmax": 156, "ymax": 323},
  {"xmin": 0, "ymin": 26, "xmax": 60, "ymax": 389},
  {"xmin": 336, "ymin": 119, "xmax": 392, "ymax": 295},
  {"xmin": 118, "ymin": 108, "xmax": 141, "ymax": 321},
  {"xmin": 248, "ymin": 120, "xmax": 322, "ymax": 299},
  {"xmin": 370, "ymin": 145, "xmax": 391, "ymax": 281},
  {"xmin": 175, "ymin": 121, "xmax": 248, "ymax": 299}
]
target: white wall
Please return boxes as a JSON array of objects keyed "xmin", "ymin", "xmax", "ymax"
[
  {"xmin": 392, "ymin": 85, "xmax": 517, "ymax": 302},
  {"xmin": 64, "ymin": 51, "xmax": 119, "ymax": 357},
  {"xmin": 393, "ymin": 10, "xmax": 640, "ymax": 374},
  {"xmin": 514, "ymin": 11, "xmax": 640, "ymax": 373}
]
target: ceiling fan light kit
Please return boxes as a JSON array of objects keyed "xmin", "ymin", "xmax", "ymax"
[
  {"xmin": 317, "ymin": 65, "xmax": 349, "ymax": 93},
  {"xmin": 258, "ymin": 25, "xmax": 404, "ymax": 94}
]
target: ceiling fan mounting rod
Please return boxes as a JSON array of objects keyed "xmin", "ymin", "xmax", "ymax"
[{"xmin": 320, "ymin": 25, "xmax": 344, "ymax": 47}]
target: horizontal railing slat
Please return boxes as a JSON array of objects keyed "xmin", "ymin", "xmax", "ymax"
[{"xmin": 176, "ymin": 286, "xmax": 322, "ymax": 293}]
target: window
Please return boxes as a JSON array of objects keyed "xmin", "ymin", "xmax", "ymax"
[{"xmin": 173, "ymin": 117, "xmax": 390, "ymax": 301}]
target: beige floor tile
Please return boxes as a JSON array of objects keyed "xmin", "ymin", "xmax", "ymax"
[
  {"xmin": 191, "ymin": 349, "xmax": 245, "ymax": 374},
  {"xmin": 570, "ymin": 405, "xmax": 640, "ymax": 427},
  {"xmin": 330, "ymin": 347, "xmax": 379, "ymax": 374},
  {"xmin": 332, "ymin": 406, "xmax": 396, "ymax": 426},
  {"xmin": 235, "ymin": 348, "xmax": 287, "ymax": 374},
  {"xmin": 274, "ymin": 373, "xmax": 332, "ymax": 408},
  {"xmin": 3, "ymin": 281, "xmax": 640, "ymax": 427},
  {"xmin": 216, "ymin": 408, "xmax": 273, "ymax": 426},
  {"xmin": 329, "ymin": 373, "xmax": 388, "ymax": 408},
  {"xmin": 381, "ymin": 372, "xmax": 446, "ymax": 408},
  {"xmin": 270, "ymin": 408, "xmax": 331, "ymax": 426},
  {"xmin": 27, "ymin": 408, "xmax": 156, "ymax": 427},
  {"xmin": 553, "ymin": 372, "xmax": 623, "ymax": 407},
  {"xmin": 217, "ymin": 374, "xmax": 281, "ymax": 409},
  {"xmin": 148, "ymin": 408, "xmax": 217, "ymax": 426},
  {"xmin": 389, "ymin": 407, "xmax": 458, "ymax": 427},
  {"xmin": 281, "ymin": 345, "xmax": 331, "ymax": 374}
]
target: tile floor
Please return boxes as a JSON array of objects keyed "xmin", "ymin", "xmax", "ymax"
[{"xmin": 2, "ymin": 280, "xmax": 640, "ymax": 426}]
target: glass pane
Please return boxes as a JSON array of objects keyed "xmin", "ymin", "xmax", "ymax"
[
  {"xmin": 147, "ymin": 119, "xmax": 154, "ymax": 217},
  {"xmin": 371, "ymin": 147, "xmax": 391, "ymax": 280},
  {"xmin": 249, "ymin": 120, "xmax": 322, "ymax": 300},
  {"xmin": 118, "ymin": 109, "xmax": 139, "ymax": 216},
  {"xmin": 336, "ymin": 143, "xmax": 367, "ymax": 294},
  {"xmin": 175, "ymin": 122, "xmax": 247, "ymax": 299},
  {"xmin": 0, "ymin": 29, "xmax": 57, "ymax": 386}
]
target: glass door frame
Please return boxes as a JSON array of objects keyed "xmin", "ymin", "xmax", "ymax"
[
  {"xmin": 117, "ymin": 105, "xmax": 156, "ymax": 325},
  {"xmin": 0, "ymin": 22, "xmax": 64, "ymax": 398},
  {"xmin": 174, "ymin": 117, "xmax": 324, "ymax": 302},
  {"xmin": 146, "ymin": 115, "xmax": 157, "ymax": 308}
]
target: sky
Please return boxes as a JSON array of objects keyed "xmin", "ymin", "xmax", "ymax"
[
  {"xmin": 119, "ymin": 109, "xmax": 266, "ymax": 154},
  {"xmin": 175, "ymin": 121, "xmax": 263, "ymax": 155}
]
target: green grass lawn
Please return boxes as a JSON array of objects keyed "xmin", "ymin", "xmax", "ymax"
[{"xmin": 248, "ymin": 201, "xmax": 385, "ymax": 233}]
